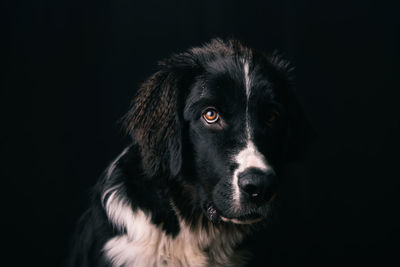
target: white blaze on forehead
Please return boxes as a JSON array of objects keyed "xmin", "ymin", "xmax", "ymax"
[
  {"xmin": 243, "ymin": 60, "xmax": 252, "ymax": 141},
  {"xmin": 244, "ymin": 61, "xmax": 250, "ymax": 99}
]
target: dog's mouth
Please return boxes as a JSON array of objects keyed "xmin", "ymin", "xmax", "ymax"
[
  {"xmin": 204, "ymin": 202, "xmax": 269, "ymax": 225},
  {"xmin": 220, "ymin": 213, "xmax": 265, "ymax": 224}
]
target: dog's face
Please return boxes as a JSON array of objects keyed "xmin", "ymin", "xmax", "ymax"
[
  {"xmin": 126, "ymin": 39, "xmax": 311, "ymax": 225},
  {"xmin": 183, "ymin": 54, "xmax": 289, "ymax": 224}
]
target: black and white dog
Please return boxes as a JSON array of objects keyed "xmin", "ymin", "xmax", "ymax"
[{"xmin": 68, "ymin": 39, "xmax": 312, "ymax": 267}]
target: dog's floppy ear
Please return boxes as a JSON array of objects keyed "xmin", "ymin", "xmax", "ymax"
[
  {"xmin": 269, "ymin": 54, "xmax": 316, "ymax": 161},
  {"xmin": 124, "ymin": 53, "xmax": 198, "ymax": 177}
]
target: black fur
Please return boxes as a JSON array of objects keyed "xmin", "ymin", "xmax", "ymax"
[{"xmin": 67, "ymin": 39, "xmax": 312, "ymax": 267}]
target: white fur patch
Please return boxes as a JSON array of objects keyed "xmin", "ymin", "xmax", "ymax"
[
  {"xmin": 103, "ymin": 185, "xmax": 135, "ymax": 233},
  {"xmin": 102, "ymin": 191, "xmax": 246, "ymax": 267},
  {"xmin": 242, "ymin": 59, "xmax": 251, "ymax": 139},
  {"xmin": 235, "ymin": 141, "xmax": 269, "ymax": 172},
  {"xmin": 243, "ymin": 61, "xmax": 250, "ymax": 99}
]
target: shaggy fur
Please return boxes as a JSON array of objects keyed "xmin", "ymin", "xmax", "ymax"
[{"xmin": 67, "ymin": 39, "xmax": 312, "ymax": 267}]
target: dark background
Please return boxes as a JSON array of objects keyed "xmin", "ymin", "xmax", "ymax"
[{"xmin": 2, "ymin": 0, "xmax": 399, "ymax": 266}]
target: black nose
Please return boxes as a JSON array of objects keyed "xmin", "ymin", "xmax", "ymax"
[{"xmin": 238, "ymin": 168, "xmax": 276, "ymax": 203}]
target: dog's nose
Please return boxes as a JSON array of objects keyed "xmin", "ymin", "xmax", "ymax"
[{"xmin": 238, "ymin": 168, "xmax": 276, "ymax": 203}]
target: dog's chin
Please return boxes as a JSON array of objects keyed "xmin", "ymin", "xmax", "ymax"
[
  {"xmin": 203, "ymin": 202, "xmax": 272, "ymax": 225},
  {"xmin": 220, "ymin": 213, "xmax": 265, "ymax": 225}
]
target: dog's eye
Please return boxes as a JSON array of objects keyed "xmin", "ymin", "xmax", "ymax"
[{"xmin": 203, "ymin": 108, "xmax": 219, "ymax": 124}]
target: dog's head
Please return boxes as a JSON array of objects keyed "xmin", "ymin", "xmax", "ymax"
[{"xmin": 125, "ymin": 39, "xmax": 313, "ymax": 225}]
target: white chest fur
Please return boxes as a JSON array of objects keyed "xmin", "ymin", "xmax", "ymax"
[{"xmin": 102, "ymin": 190, "xmax": 247, "ymax": 267}]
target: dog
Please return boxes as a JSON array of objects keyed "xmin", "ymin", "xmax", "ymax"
[{"xmin": 67, "ymin": 39, "xmax": 312, "ymax": 267}]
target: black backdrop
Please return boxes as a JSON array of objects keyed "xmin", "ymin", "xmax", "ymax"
[{"xmin": 2, "ymin": 0, "xmax": 400, "ymax": 266}]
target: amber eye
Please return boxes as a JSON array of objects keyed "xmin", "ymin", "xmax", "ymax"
[{"xmin": 203, "ymin": 108, "xmax": 219, "ymax": 123}]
